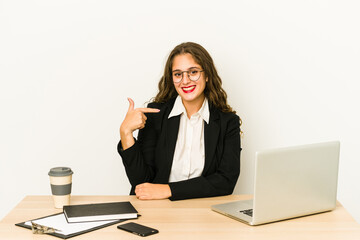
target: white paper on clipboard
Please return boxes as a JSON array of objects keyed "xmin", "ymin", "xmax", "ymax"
[{"xmin": 24, "ymin": 213, "xmax": 119, "ymax": 235}]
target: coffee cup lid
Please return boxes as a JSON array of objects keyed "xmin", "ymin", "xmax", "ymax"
[{"xmin": 48, "ymin": 167, "xmax": 73, "ymax": 177}]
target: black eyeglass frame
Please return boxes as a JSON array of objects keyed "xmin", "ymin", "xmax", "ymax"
[{"xmin": 172, "ymin": 68, "xmax": 204, "ymax": 83}]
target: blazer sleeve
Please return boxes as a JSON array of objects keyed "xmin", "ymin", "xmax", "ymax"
[
  {"xmin": 168, "ymin": 114, "xmax": 241, "ymax": 201},
  {"xmin": 117, "ymin": 104, "xmax": 160, "ymax": 188}
]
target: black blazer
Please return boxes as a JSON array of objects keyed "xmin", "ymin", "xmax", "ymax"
[{"xmin": 118, "ymin": 97, "xmax": 241, "ymax": 201}]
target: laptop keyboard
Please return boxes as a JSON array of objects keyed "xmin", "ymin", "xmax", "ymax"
[{"xmin": 239, "ymin": 209, "xmax": 253, "ymax": 217}]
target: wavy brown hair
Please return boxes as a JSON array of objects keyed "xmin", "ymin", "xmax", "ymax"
[{"xmin": 153, "ymin": 42, "xmax": 235, "ymax": 114}]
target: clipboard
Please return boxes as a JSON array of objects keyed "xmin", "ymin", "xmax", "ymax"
[{"xmin": 15, "ymin": 212, "xmax": 129, "ymax": 239}]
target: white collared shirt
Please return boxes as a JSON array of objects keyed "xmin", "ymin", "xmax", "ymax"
[{"xmin": 168, "ymin": 95, "xmax": 210, "ymax": 183}]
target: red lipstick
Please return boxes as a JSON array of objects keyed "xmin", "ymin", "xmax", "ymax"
[{"xmin": 182, "ymin": 85, "xmax": 196, "ymax": 93}]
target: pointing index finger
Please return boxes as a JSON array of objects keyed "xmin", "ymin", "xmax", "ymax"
[{"xmin": 137, "ymin": 108, "xmax": 160, "ymax": 113}]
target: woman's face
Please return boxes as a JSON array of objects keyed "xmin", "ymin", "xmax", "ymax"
[{"xmin": 172, "ymin": 53, "xmax": 207, "ymax": 107}]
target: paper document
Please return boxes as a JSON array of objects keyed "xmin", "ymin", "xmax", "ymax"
[{"xmin": 24, "ymin": 213, "xmax": 119, "ymax": 235}]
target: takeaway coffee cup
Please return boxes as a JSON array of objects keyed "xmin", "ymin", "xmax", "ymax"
[{"xmin": 48, "ymin": 167, "xmax": 73, "ymax": 208}]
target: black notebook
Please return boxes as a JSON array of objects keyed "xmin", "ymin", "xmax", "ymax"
[{"xmin": 63, "ymin": 201, "xmax": 138, "ymax": 223}]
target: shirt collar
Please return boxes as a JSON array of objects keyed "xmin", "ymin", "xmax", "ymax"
[{"xmin": 168, "ymin": 95, "xmax": 210, "ymax": 124}]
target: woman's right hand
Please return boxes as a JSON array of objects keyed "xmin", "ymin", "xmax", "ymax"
[{"xmin": 120, "ymin": 98, "xmax": 160, "ymax": 150}]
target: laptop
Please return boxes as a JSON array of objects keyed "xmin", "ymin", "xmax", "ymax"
[{"xmin": 211, "ymin": 141, "xmax": 340, "ymax": 225}]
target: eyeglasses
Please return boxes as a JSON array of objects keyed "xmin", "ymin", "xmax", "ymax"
[{"xmin": 172, "ymin": 68, "xmax": 204, "ymax": 83}]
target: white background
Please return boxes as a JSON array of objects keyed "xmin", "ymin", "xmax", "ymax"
[{"xmin": 1, "ymin": 0, "xmax": 359, "ymax": 223}]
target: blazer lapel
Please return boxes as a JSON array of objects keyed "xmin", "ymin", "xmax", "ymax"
[
  {"xmin": 203, "ymin": 107, "xmax": 220, "ymax": 174},
  {"xmin": 165, "ymin": 115, "xmax": 180, "ymax": 173}
]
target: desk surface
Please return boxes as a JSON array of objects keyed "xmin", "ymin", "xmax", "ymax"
[{"xmin": 1, "ymin": 195, "xmax": 360, "ymax": 240}]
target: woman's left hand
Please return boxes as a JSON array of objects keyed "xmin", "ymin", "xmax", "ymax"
[{"xmin": 135, "ymin": 183, "xmax": 172, "ymax": 200}]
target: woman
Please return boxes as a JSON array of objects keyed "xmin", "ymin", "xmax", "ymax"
[{"xmin": 118, "ymin": 42, "xmax": 241, "ymax": 201}]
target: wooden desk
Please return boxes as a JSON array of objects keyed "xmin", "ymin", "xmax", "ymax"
[{"xmin": 1, "ymin": 195, "xmax": 359, "ymax": 240}]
